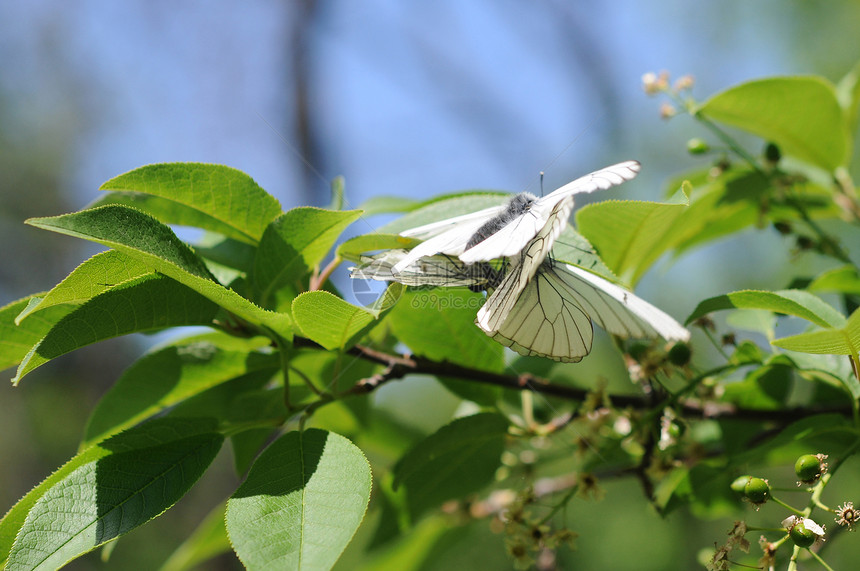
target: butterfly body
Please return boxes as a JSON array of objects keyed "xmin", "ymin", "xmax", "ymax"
[{"xmin": 466, "ymin": 192, "xmax": 537, "ymax": 250}]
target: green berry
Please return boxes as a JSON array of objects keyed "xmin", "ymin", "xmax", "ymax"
[
  {"xmin": 730, "ymin": 475, "xmax": 752, "ymax": 495},
  {"xmin": 789, "ymin": 523, "xmax": 816, "ymax": 548},
  {"xmin": 743, "ymin": 477, "xmax": 770, "ymax": 504},
  {"xmin": 667, "ymin": 342, "xmax": 692, "ymax": 366},
  {"xmin": 795, "ymin": 454, "xmax": 823, "ymax": 484},
  {"xmin": 686, "ymin": 138, "xmax": 710, "ymax": 155}
]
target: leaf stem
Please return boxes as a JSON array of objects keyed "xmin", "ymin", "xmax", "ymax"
[{"xmin": 310, "ymin": 255, "xmax": 341, "ymax": 291}]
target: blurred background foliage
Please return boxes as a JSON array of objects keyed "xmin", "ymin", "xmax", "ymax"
[{"xmin": 2, "ymin": 1, "xmax": 860, "ymax": 569}]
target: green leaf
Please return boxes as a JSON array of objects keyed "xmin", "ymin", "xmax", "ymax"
[
  {"xmin": 348, "ymin": 516, "xmax": 449, "ymax": 571},
  {"xmin": 377, "ymin": 193, "xmax": 507, "ymax": 235},
  {"xmin": 192, "ymin": 232, "xmax": 257, "ymax": 274},
  {"xmin": 2, "ymin": 418, "xmax": 223, "ymax": 570},
  {"xmin": 732, "ymin": 413, "xmax": 852, "ymax": 464},
  {"xmin": 328, "ymin": 176, "xmax": 346, "ymax": 210},
  {"xmin": 0, "ymin": 295, "xmax": 71, "ymax": 374},
  {"xmin": 649, "ymin": 168, "xmax": 839, "ymax": 263},
  {"xmin": 772, "ymin": 307, "xmax": 860, "ymax": 356},
  {"xmin": 355, "ymin": 195, "xmax": 420, "ymax": 216},
  {"xmin": 336, "ymin": 234, "xmax": 419, "ymax": 264},
  {"xmin": 552, "ymin": 226, "xmax": 619, "ymax": 283},
  {"xmin": 808, "ymin": 265, "xmax": 860, "ymax": 295},
  {"xmin": 15, "ymin": 250, "xmax": 153, "ymax": 324},
  {"xmin": 99, "ymin": 162, "xmax": 282, "ymax": 243},
  {"xmin": 14, "ymin": 274, "xmax": 220, "ymax": 384},
  {"xmin": 160, "ymin": 501, "xmax": 231, "ymax": 571},
  {"xmin": 387, "ymin": 289, "xmax": 504, "ymax": 374},
  {"xmin": 686, "ymin": 289, "xmax": 845, "ymax": 328},
  {"xmin": 726, "ymin": 309, "xmax": 777, "ymax": 338},
  {"xmin": 722, "ymin": 363, "xmax": 793, "ymax": 410},
  {"xmin": 292, "ymin": 285, "xmax": 402, "ymax": 351},
  {"xmin": 226, "ymin": 429, "xmax": 372, "ymax": 571},
  {"xmin": 167, "ymin": 368, "xmax": 286, "ymax": 426},
  {"xmin": 229, "ymin": 429, "xmax": 278, "ymax": 477},
  {"xmin": 253, "ymin": 207, "xmax": 363, "ymax": 308},
  {"xmin": 392, "ymin": 413, "xmax": 508, "ymax": 519},
  {"xmin": 576, "ymin": 186, "xmax": 689, "ymax": 285},
  {"xmin": 26, "ymin": 205, "xmax": 291, "ymax": 337},
  {"xmin": 82, "ymin": 334, "xmax": 278, "ymax": 448},
  {"xmin": 697, "ymin": 76, "xmax": 850, "ymax": 171}
]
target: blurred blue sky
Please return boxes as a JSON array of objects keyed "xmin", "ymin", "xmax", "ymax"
[{"xmin": 2, "ymin": 1, "xmax": 859, "ymax": 310}]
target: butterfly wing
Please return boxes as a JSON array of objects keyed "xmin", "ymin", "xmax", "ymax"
[
  {"xmin": 398, "ymin": 204, "xmax": 507, "ymax": 240},
  {"xmin": 554, "ymin": 263, "xmax": 690, "ymax": 342},
  {"xmin": 476, "ymin": 258, "xmax": 689, "ymax": 363},
  {"xmin": 392, "ymin": 208, "xmax": 505, "ymax": 273},
  {"xmin": 459, "ymin": 161, "xmax": 641, "ymax": 265},
  {"xmin": 352, "ymin": 250, "xmax": 500, "ymax": 288},
  {"xmin": 476, "ymin": 255, "xmax": 593, "ymax": 362}
]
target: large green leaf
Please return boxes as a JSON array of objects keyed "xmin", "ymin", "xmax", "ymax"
[
  {"xmin": 98, "ymin": 162, "xmax": 282, "ymax": 243},
  {"xmin": 392, "ymin": 413, "xmax": 508, "ymax": 519},
  {"xmin": 12, "ymin": 274, "xmax": 218, "ymax": 384},
  {"xmin": 13, "ymin": 274, "xmax": 220, "ymax": 384},
  {"xmin": 253, "ymin": 207, "xmax": 363, "ymax": 308},
  {"xmin": 26, "ymin": 205, "xmax": 291, "ymax": 337},
  {"xmin": 697, "ymin": 76, "xmax": 850, "ymax": 171},
  {"xmin": 226, "ymin": 429, "xmax": 372, "ymax": 571},
  {"xmin": 0, "ymin": 418, "xmax": 222, "ymax": 569},
  {"xmin": 82, "ymin": 334, "xmax": 278, "ymax": 448},
  {"xmin": 292, "ymin": 285, "xmax": 402, "ymax": 351},
  {"xmin": 772, "ymin": 307, "xmax": 860, "ymax": 356},
  {"xmin": 686, "ymin": 289, "xmax": 846, "ymax": 328},
  {"xmin": 15, "ymin": 250, "xmax": 153, "ymax": 324}
]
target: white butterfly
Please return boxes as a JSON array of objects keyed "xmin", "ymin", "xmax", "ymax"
[
  {"xmin": 391, "ymin": 161, "xmax": 641, "ymax": 279},
  {"xmin": 352, "ymin": 247, "xmax": 689, "ymax": 363},
  {"xmin": 475, "ymin": 240, "xmax": 690, "ymax": 362}
]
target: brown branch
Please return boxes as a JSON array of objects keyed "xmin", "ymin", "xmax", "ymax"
[{"xmin": 291, "ymin": 336, "xmax": 853, "ymax": 423}]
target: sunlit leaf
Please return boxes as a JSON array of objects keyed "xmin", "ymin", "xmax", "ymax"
[
  {"xmin": 253, "ymin": 207, "xmax": 362, "ymax": 308},
  {"xmin": 26, "ymin": 205, "xmax": 291, "ymax": 337},
  {"xmin": 697, "ymin": 76, "xmax": 850, "ymax": 171},
  {"xmin": 772, "ymin": 307, "xmax": 860, "ymax": 356},
  {"xmin": 686, "ymin": 289, "xmax": 845, "ymax": 328},
  {"xmin": 15, "ymin": 250, "xmax": 152, "ymax": 324},
  {"xmin": 2, "ymin": 418, "xmax": 222, "ymax": 570},
  {"xmin": 292, "ymin": 285, "xmax": 402, "ymax": 351},
  {"xmin": 226, "ymin": 429, "xmax": 371, "ymax": 571},
  {"xmin": 99, "ymin": 162, "xmax": 282, "ymax": 243},
  {"xmin": 14, "ymin": 275, "xmax": 220, "ymax": 384}
]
